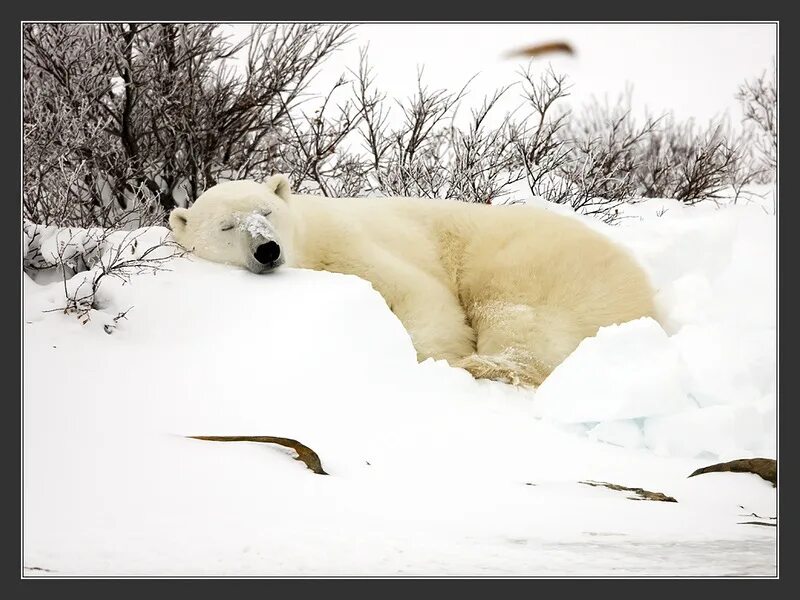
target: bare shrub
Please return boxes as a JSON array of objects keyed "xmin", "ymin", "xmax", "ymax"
[
  {"xmin": 445, "ymin": 86, "xmax": 525, "ymax": 204},
  {"xmin": 24, "ymin": 25, "xmax": 776, "ymax": 229},
  {"xmin": 352, "ymin": 59, "xmax": 775, "ymax": 219},
  {"xmin": 634, "ymin": 116, "xmax": 768, "ymax": 205},
  {"xmin": 280, "ymin": 74, "xmax": 371, "ymax": 197},
  {"xmin": 510, "ymin": 65, "xmax": 573, "ymax": 203},
  {"xmin": 550, "ymin": 90, "xmax": 661, "ymax": 220},
  {"xmin": 353, "ymin": 52, "xmax": 473, "ymax": 199},
  {"xmin": 725, "ymin": 127, "xmax": 771, "ymax": 203},
  {"xmin": 737, "ymin": 63, "xmax": 777, "ymax": 176},
  {"xmin": 352, "ymin": 51, "xmax": 525, "ymax": 203},
  {"xmin": 27, "ymin": 223, "xmax": 184, "ymax": 324},
  {"xmin": 23, "ymin": 23, "xmax": 354, "ymax": 227},
  {"xmin": 669, "ymin": 122, "xmax": 739, "ymax": 204}
]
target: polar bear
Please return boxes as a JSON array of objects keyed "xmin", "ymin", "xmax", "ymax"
[{"xmin": 169, "ymin": 175, "xmax": 657, "ymax": 387}]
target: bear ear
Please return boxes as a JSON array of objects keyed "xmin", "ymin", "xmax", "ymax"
[
  {"xmin": 265, "ymin": 174, "xmax": 292, "ymax": 202},
  {"xmin": 169, "ymin": 207, "xmax": 189, "ymax": 235}
]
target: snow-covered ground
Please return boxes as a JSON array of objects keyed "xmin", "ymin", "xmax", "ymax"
[{"xmin": 22, "ymin": 188, "xmax": 777, "ymax": 577}]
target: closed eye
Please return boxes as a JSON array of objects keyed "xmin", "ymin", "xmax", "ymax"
[{"xmin": 221, "ymin": 224, "xmax": 234, "ymax": 231}]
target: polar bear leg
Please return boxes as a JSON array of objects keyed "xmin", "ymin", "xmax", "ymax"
[
  {"xmin": 454, "ymin": 301, "xmax": 585, "ymax": 387},
  {"xmin": 366, "ymin": 257, "xmax": 476, "ymax": 362},
  {"xmin": 394, "ymin": 283, "xmax": 477, "ymax": 362}
]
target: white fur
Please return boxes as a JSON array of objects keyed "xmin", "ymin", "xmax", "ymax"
[{"xmin": 170, "ymin": 175, "xmax": 658, "ymax": 387}]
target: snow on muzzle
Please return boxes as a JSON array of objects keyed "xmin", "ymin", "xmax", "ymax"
[{"xmin": 238, "ymin": 212, "xmax": 285, "ymax": 273}]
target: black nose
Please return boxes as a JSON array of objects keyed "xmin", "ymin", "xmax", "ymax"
[{"xmin": 254, "ymin": 241, "xmax": 281, "ymax": 264}]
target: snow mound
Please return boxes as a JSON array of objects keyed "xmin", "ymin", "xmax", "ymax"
[
  {"xmin": 526, "ymin": 195, "xmax": 776, "ymax": 460},
  {"xmin": 23, "ymin": 191, "xmax": 776, "ymax": 576},
  {"xmin": 533, "ymin": 317, "xmax": 692, "ymax": 423}
]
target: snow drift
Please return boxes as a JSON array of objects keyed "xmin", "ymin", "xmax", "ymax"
[{"xmin": 22, "ymin": 192, "xmax": 777, "ymax": 576}]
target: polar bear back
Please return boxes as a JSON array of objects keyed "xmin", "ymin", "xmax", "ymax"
[{"xmin": 288, "ymin": 194, "xmax": 656, "ymax": 331}]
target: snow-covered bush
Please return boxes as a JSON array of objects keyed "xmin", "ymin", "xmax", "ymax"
[
  {"xmin": 543, "ymin": 89, "xmax": 661, "ymax": 221},
  {"xmin": 634, "ymin": 118, "xmax": 748, "ymax": 204},
  {"xmin": 737, "ymin": 64, "xmax": 777, "ymax": 176},
  {"xmin": 23, "ymin": 23, "xmax": 355, "ymax": 227},
  {"xmin": 24, "ymin": 220, "xmax": 183, "ymax": 323},
  {"xmin": 23, "ymin": 23, "xmax": 776, "ymax": 229},
  {"xmin": 347, "ymin": 58, "xmax": 774, "ymax": 221}
]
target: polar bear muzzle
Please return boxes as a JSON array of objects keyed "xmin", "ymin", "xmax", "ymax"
[
  {"xmin": 246, "ymin": 237, "xmax": 284, "ymax": 273},
  {"xmin": 254, "ymin": 241, "xmax": 281, "ymax": 266},
  {"xmin": 239, "ymin": 212, "xmax": 285, "ymax": 273}
]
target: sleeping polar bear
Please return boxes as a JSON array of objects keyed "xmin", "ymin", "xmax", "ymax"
[{"xmin": 169, "ymin": 175, "xmax": 657, "ymax": 387}]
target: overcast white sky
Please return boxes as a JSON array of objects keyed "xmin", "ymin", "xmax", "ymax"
[{"xmin": 227, "ymin": 23, "xmax": 777, "ymax": 126}]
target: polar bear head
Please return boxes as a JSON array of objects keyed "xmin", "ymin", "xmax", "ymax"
[{"xmin": 169, "ymin": 175, "xmax": 295, "ymax": 274}]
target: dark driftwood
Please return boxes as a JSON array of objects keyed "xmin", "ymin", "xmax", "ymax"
[
  {"xmin": 738, "ymin": 521, "xmax": 777, "ymax": 527},
  {"xmin": 188, "ymin": 435, "xmax": 328, "ymax": 475},
  {"xmin": 688, "ymin": 458, "xmax": 776, "ymax": 487},
  {"xmin": 24, "ymin": 566, "xmax": 55, "ymax": 573},
  {"xmin": 580, "ymin": 480, "xmax": 678, "ymax": 503}
]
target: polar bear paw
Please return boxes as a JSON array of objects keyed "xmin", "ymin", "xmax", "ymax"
[{"xmin": 450, "ymin": 353, "xmax": 546, "ymax": 388}]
